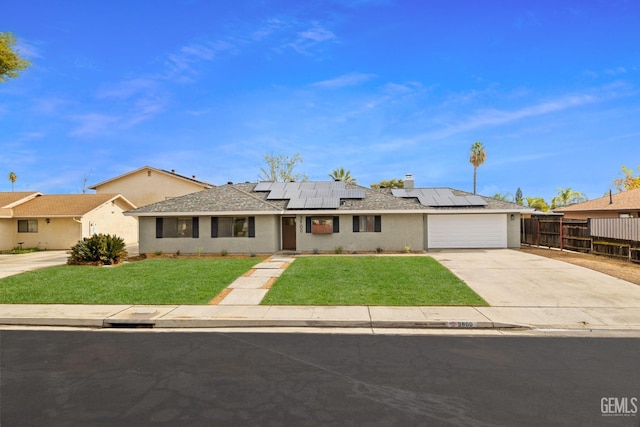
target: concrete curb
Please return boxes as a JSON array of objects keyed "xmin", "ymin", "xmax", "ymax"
[{"xmin": 0, "ymin": 304, "xmax": 527, "ymax": 330}]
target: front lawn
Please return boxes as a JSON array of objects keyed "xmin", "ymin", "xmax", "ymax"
[
  {"xmin": 0, "ymin": 258, "xmax": 263, "ymax": 304},
  {"xmin": 261, "ymin": 256, "xmax": 488, "ymax": 306}
]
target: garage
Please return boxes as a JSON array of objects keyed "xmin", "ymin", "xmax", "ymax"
[{"xmin": 428, "ymin": 213, "xmax": 508, "ymax": 249}]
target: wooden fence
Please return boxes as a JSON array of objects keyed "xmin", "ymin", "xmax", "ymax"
[{"xmin": 522, "ymin": 216, "xmax": 640, "ymax": 263}]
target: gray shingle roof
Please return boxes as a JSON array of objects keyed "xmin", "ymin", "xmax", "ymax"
[{"xmin": 127, "ymin": 182, "xmax": 525, "ymax": 215}]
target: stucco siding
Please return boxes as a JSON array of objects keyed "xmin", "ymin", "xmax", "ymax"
[
  {"xmin": 295, "ymin": 213, "xmax": 424, "ymax": 253},
  {"xmin": 95, "ymin": 169, "xmax": 208, "ymax": 207},
  {"xmin": 507, "ymin": 213, "xmax": 521, "ymax": 248},
  {"xmin": 82, "ymin": 200, "xmax": 139, "ymax": 244},
  {"xmin": 12, "ymin": 218, "xmax": 81, "ymax": 250},
  {"xmin": 138, "ymin": 216, "xmax": 280, "ymax": 255},
  {"xmin": 0, "ymin": 220, "xmax": 16, "ymax": 250},
  {"xmin": 560, "ymin": 211, "xmax": 640, "ymax": 220}
]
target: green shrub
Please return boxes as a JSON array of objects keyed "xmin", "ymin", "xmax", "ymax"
[{"xmin": 68, "ymin": 234, "xmax": 128, "ymax": 265}]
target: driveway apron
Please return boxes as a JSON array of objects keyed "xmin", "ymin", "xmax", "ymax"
[{"xmin": 0, "ymin": 251, "xmax": 69, "ymax": 279}]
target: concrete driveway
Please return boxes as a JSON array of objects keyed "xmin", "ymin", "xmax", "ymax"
[
  {"xmin": 0, "ymin": 251, "xmax": 69, "ymax": 279},
  {"xmin": 429, "ymin": 249, "xmax": 640, "ymax": 308}
]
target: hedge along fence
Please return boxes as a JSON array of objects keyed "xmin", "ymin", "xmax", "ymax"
[{"xmin": 522, "ymin": 216, "xmax": 640, "ymax": 264}]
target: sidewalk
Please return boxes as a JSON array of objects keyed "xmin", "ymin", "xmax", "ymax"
[
  {"xmin": 1, "ymin": 251, "xmax": 640, "ymax": 332},
  {"xmin": 1, "ymin": 303, "xmax": 640, "ymax": 331}
]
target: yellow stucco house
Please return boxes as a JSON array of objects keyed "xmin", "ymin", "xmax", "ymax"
[
  {"xmin": 0, "ymin": 192, "xmax": 137, "ymax": 251},
  {"xmin": 89, "ymin": 166, "xmax": 214, "ymax": 208}
]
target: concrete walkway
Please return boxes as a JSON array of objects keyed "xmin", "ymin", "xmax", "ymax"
[
  {"xmin": 1, "ymin": 249, "xmax": 640, "ymax": 332},
  {"xmin": 216, "ymin": 255, "xmax": 294, "ymax": 305}
]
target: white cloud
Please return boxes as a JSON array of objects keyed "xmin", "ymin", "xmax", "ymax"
[
  {"xmin": 311, "ymin": 72, "xmax": 376, "ymax": 89},
  {"xmin": 288, "ymin": 25, "xmax": 337, "ymax": 55},
  {"xmin": 14, "ymin": 39, "xmax": 43, "ymax": 59},
  {"xmin": 605, "ymin": 66, "xmax": 627, "ymax": 76},
  {"xmin": 97, "ymin": 78, "xmax": 159, "ymax": 99},
  {"xmin": 69, "ymin": 113, "xmax": 119, "ymax": 137}
]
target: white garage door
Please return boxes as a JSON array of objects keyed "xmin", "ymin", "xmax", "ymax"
[{"xmin": 428, "ymin": 214, "xmax": 507, "ymax": 249}]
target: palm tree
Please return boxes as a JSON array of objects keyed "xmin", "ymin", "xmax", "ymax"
[
  {"xmin": 329, "ymin": 167, "xmax": 355, "ymax": 183},
  {"xmin": 525, "ymin": 196, "xmax": 550, "ymax": 212},
  {"xmin": 551, "ymin": 187, "xmax": 587, "ymax": 209},
  {"xmin": 469, "ymin": 142, "xmax": 486, "ymax": 194},
  {"xmin": 8, "ymin": 171, "xmax": 17, "ymax": 191}
]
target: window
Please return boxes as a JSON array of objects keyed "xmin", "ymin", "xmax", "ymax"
[
  {"xmin": 155, "ymin": 217, "xmax": 199, "ymax": 238},
  {"xmin": 211, "ymin": 217, "xmax": 255, "ymax": 238},
  {"xmin": 306, "ymin": 216, "xmax": 340, "ymax": 234},
  {"xmin": 18, "ymin": 220, "xmax": 38, "ymax": 233},
  {"xmin": 353, "ymin": 215, "xmax": 381, "ymax": 232}
]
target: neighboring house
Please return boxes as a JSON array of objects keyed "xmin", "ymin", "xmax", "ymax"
[
  {"xmin": 125, "ymin": 177, "xmax": 531, "ymax": 255},
  {"xmin": 0, "ymin": 193, "xmax": 137, "ymax": 251},
  {"xmin": 89, "ymin": 166, "xmax": 214, "ymax": 208},
  {"xmin": 554, "ymin": 188, "xmax": 640, "ymax": 219},
  {"xmin": 0, "ymin": 192, "xmax": 43, "ymax": 250}
]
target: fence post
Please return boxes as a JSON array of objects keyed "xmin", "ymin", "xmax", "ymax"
[
  {"xmin": 536, "ymin": 218, "xmax": 540, "ymax": 247},
  {"xmin": 559, "ymin": 216, "xmax": 563, "ymax": 251}
]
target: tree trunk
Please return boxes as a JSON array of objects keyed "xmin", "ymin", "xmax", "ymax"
[{"xmin": 473, "ymin": 167, "xmax": 477, "ymax": 194}]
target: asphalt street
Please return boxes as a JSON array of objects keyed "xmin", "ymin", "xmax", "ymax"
[{"xmin": 1, "ymin": 330, "xmax": 639, "ymax": 426}]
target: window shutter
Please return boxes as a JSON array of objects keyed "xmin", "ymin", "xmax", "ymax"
[
  {"xmin": 306, "ymin": 216, "xmax": 311, "ymax": 233},
  {"xmin": 352, "ymin": 216, "xmax": 360, "ymax": 232},
  {"xmin": 192, "ymin": 217, "xmax": 199, "ymax": 238},
  {"xmin": 156, "ymin": 218, "xmax": 163, "ymax": 238},
  {"xmin": 211, "ymin": 217, "xmax": 218, "ymax": 238},
  {"xmin": 374, "ymin": 216, "xmax": 382, "ymax": 232},
  {"xmin": 248, "ymin": 217, "xmax": 255, "ymax": 238},
  {"xmin": 333, "ymin": 216, "xmax": 340, "ymax": 233}
]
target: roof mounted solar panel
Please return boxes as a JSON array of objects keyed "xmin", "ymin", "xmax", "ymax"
[
  {"xmin": 253, "ymin": 182, "xmax": 273, "ymax": 192},
  {"xmin": 464, "ymin": 196, "xmax": 488, "ymax": 206},
  {"xmin": 321, "ymin": 198, "xmax": 341, "ymax": 208},
  {"xmin": 266, "ymin": 190, "xmax": 287, "ymax": 199},
  {"xmin": 286, "ymin": 197, "xmax": 306, "ymax": 209},
  {"xmin": 434, "ymin": 188, "xmax": 454, "ymax": 197},
  {"xmin": 304, "ymin": 198, "xmax": 324, "ymax": 209}
]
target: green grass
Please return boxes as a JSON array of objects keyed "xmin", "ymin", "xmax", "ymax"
[
  {"xmin": 0, "ymin": 258, "xmax": 263, "ymax": 304},
  {"xmin": 261, "ymin": 256, "xmax": 488, "ymax": 306}
]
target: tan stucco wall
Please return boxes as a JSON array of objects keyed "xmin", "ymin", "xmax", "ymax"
[
  {"xmin": 94, "ymin": 169, "xmax": 209, "ymax": 207},
  {"xmin": 0, "ymin": 219, "xmax": 15, "ymax": 251},
  {"xmin": 560, "ymin": 211, "xmax": 640, "ymax": 220},
  {"xmin": 138, "ymin": 216, "xmax": 280, "ymax": 255},
  {"xmin": 82, "ymin": 199, "xmax": 139, "ymax": 244},
  {"xmin": 6, "ymin": 200, "xmax": 138, "ymax": 250},
  {"xmin": 12, "ymin": 218, "xmax": 82, "ymax": 250}
]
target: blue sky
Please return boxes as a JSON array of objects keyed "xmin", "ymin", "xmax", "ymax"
[{"xmin": 1, "ymin": 0, "xmax": 639, "ymax": 203}]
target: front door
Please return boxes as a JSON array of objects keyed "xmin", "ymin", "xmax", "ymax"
[{"xmin": 282, "ymin": 217, "xmax": 296, "ymax": 250}]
